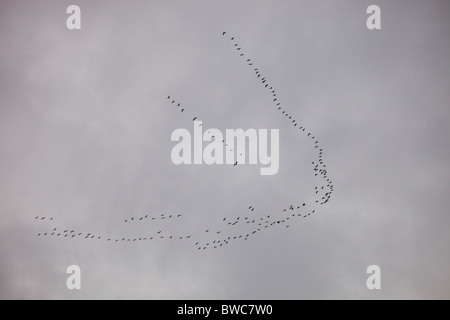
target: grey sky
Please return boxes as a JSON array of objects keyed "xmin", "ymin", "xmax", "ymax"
[{"xmin": 0, "ymin": 0, "xmax": 449, "ymax": 299}]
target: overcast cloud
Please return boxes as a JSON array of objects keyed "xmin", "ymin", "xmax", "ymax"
[{"xmin": 0, "ymin": 0, "xmax": 449, "ymax": 299}]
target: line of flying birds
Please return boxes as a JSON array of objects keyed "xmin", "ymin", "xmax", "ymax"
[{"xmin": 34, "ymin": 32, "xmax": 334, "ymax": 251}]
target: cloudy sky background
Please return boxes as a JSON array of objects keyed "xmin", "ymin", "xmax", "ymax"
[{"xmin": 0, "ymin": 0, "xmax": 449, "ymax": 299}]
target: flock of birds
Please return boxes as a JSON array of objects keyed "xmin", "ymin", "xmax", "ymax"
[{"xmin": 34, "ymin": 32, "xmax": 334, "ymax": 251}]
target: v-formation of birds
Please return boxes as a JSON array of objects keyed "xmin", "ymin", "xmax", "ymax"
[{"xmin": 34, "ymin": 32, "xmax": 334, "ymax": 251}]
